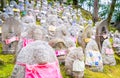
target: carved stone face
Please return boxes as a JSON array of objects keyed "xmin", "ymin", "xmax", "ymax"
[
  {"xmin": 53, "ymin": 42, "xmax": 67, "ymax": 50},
  {"xmin": 33, "ymin": 27, "xmax": 43, "ymax": 40}
]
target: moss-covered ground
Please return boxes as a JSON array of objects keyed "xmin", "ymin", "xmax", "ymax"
[
  {"xmin": 0, "ymin": 54, "xmax": 14, "ymax": 78},
  {"xmin": 0, "ymin": 53, "xmax": 120, "ymax": 78}
]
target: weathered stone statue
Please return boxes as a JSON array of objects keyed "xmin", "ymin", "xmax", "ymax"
[
  {"xmin": 64, "ymin": 37, "xmax": 76, "ymax": 48},
  {"xmin": 95, "ymin": 19, "xmax": 109, "ymax": 51},
  {"xmin": 21, "ymin": 10, "xmax": 36, "ymax": 26},
  {"xmin": 113, "ymin": 30, "xmax": 120, "ymax": 55},
  {"xmin": 16, "ymin": 26, "xmax": 44, "ymax": 56},
  {"xmin": 77, "ymin": 26, "xmax": 84, "ymax": 46},
  {"xmin": 4, "ymin": 6, "xmax": 14, "ymax": 16},
  {"xmin": 81, "ymin": 25, "xmax": 93, "ymax": 51},
  {"xmin": 49, "ymin": 38, "xmax": 68, "ymax": 64},
  {"xmin": 2, "ymin": 17, "xmax": 21, "ymax": 54},
  {"xmin": 85, "ymin": 39, "xmax": 103, "ymax": 72},
  {"xmin": 101, "ymin": 38, "xmax": 116, "ymax": 65},
  {"xmin": 55, "ymin": 26, "xmax": 70, "ymax": 39},
  {"xmin": 65, "ymin": 47, "xmax": 85, "ymax": 78},
  {"xmin": 11, "ymin": 40, "xmax": 62, "ymax": 78},
  {"xmin": 0, "ymin": 13, "xmax": 9, "ymax": 21},
  {"xmin": 10, "ymin": 0, "xmax": 17, "ymax": 8}
]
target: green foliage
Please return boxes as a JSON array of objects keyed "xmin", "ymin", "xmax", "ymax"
[
  {"xmin": 112, "ymin": 0, "xmax": 120, "ymax": 22},
  {"xmin": 0, "ymin": 54, "xmax": 14, "ymax": 78},
  {"xmin": 108, "ymin": 25, "xmax": 117, "ymax": 33},
  {"xmin": 67, "ymin": 0, "xmax": 73, "ymax": 5},
  {"xmin": 99, "ymin": 0, "xmax": 120, "ymax": 22},
  {"xmin": 116, "ymin": 13, "xmax": 120, "ymax": 22},
  {"xmin": 0, "ymin": 54, "xmax": 14, "ymax": 64},
  {"xmin": 80, "ymin": 7, "xmax": 92, "ymax": 20},
  {"xmin": 36, "ymin": 21, "xmax": 40, "ymax": 25},
  {"xmin": 99, "ymin": 4, "xmax": 110, "ymax": 19},
  {"xmin": 0, "ymin": 59, "xmax": 4, "ymax": 65},
  {"xmin": 0, "ymin": 43, "xmax": 2, "ymax": 54},
  {"xmin": 78, "ymin": 0, "xmax": 85, "ymax": 5},
  {"xmin": 84, "ymin": 64, "xmax": 120, "ymax": 78},
  {"xmin": 0, "ymin": 64, "xmax": 14, "ymax": 78},
  {"xmin": 60, "ymin": 64, "xmax": 70, "ymax": 78},
  {"xmin": 67, "ymin": 0, "xmax": 119, "ymax": 23}
]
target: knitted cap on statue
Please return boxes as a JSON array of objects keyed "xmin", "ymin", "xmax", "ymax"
[{"xmin": 11, "ymin": 40, "xmax": 62, "ymax": 78}]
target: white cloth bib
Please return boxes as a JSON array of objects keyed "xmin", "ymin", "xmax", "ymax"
[{"xmin": 73, "ymin": 60, "xmax": 85, "ymax": 72}]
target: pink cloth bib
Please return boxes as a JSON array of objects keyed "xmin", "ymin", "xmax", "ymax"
[
  {"xmin": 113, "ymin": 43, "xmax": 118, "ymax": 47},
  {"xmin": 105, "ymin": 48, "xmax": 114, "ymax": 55},
  {"xmin": 5, "ymin": 36, "xmax": 19, "ymax": 44},
  {"xmin": 55, "ymin": 50, "xmax": 66, "ymax": 57},
  {"xmin": 71, "ymin": 37, "xmax": 76, "ymax": 43},
  {"xmin": 17, "ymin": 61, "xmax": 62, "ymax": 78},
  {"xmin": 23, "ymin": 38, "xmax": 34, "ymax": 47}
]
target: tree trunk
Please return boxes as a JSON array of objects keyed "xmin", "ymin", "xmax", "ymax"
[
  {"xmin": 73, "ymin": 0, "xmax": 78, "ymax": 7},
  {"xmin": 92, "ymin": 0, "xmax": 99, "ymax": 25},
  {"xmin": 1, "ymin": 0, "xmax": 4, "ymax": 11},
  {"xmin": 1, "ymin": 0, "xmax": 7, "ymax": 11},
  {"xmin": 107, "ymin": 0, "xmax": 117, "ymax": 25}
]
